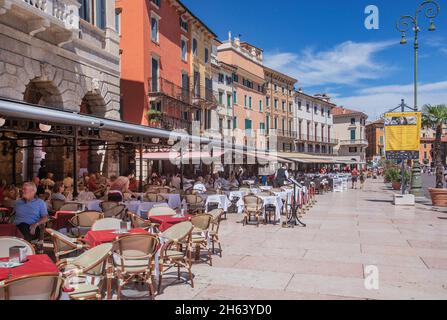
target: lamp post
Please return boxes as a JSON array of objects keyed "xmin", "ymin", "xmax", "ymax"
[{"xmin": 396, "ymin": 0, "xmax": 440, "ymax": 197}]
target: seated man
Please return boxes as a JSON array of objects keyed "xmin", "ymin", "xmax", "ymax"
[
  {"xmin": 193, "ymin": 176, "xmax": 207, "ymax": 193},
  {"xmin": 14, "ymin": 182, "xmax": 49, "ymax": 242}
]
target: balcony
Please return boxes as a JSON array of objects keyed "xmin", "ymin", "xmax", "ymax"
[
  {"xmin": 293, "ymin": 134, "xmax": 338, "ymax": 145},
  {"xmin": 1, "ymin": 0, "xmax": 80, "ymax": 46},
  {"xmin": 149, "ymin": 77, "xmax": 217, "ymax": 109},
  {"xmin": 339, "ymin": 139, "xmax": 369, "ymax": 147}
]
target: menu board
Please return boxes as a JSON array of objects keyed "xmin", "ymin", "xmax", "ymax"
[{"xmin": 384, "ymin": 112, "xmax": 421, "ymax": 160}]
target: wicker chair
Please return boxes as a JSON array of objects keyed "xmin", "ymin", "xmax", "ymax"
[
  {"xmin": 0, "ymin": 237, "xmax": 35, "ymax": 257},
  {"xmin": 148, "ymin": 206, "xmax": 176, "ymax": 218},
  {"xmin": 60, "ymin": 203, "xmax": 83, "ymax": 212},
  {"xmin": 112, "ymin": 234, "xmax": 159, "ymax": 299},
  {"xmin": 0, "ymin": 273, "xmax": 63, "ymax": 300},
  {"xmin": 51, "ymin": 199, "xmax": 66, "ymax": 213},
  {"xmin": 158, "ymin": 221, "xmax": 194, "ymax": 293},
  {"xmin": 99, "ymin": 201, "xmax": 120, "ymax": 212},
  {"xmin": 0, "ymin": 207, "xmax": 13, "ymax": 224},
  {"xmin": 242, "ymin": 195, "xmax": 263, "ymax": 227},
  {"xmin": 190, "ymin": 214, "xmax": 213, "ymax": 266},
  {"xmin": 57, "ymin": 243, "xmax": 113, "ymax": 300},
  {"xmin": 127, "ymin": 212, "xmax": 160, "ymax": 233},
  {"xmin": 144, "ymin": 193, "xmax": 166, "ymax": 203},
  {"xmin": 91, "ymin": 218, "xmax": 123, "ymax": 231},
  {"xmin": 45, "ymin": 228, "xmax": 89, "ymax": 261},
  {"xmin": 207, "ymin": 209, "xmax": 224, "ymax": 257},
  {"xmin": 69, "ymin": 211, "xmax": 104, "ymax": 237},
  {"xmin": 102, "ymin": 204, "xmax": 127, "ymax": 220},
  {"xmin": 184, "ymin": 194, "xmax": 204, "ymax": 215},
  {"xmin": 155, "ymin": 187, "xmax": 171, "ymax": 194}
]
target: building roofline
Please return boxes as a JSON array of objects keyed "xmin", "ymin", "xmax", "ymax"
[
  {"xmin": 295, "ymin": 91, "xmax": 337, "ymax": 108},
  {"xmin": 176, "ymin": 0, "xmax": 218, "ymax": 39},
  {"xmin": 263, "ymin": 66, "xmax": 298, "ymax": 84}
]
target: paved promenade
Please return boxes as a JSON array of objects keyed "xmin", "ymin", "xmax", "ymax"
[{"xmin": 125, "ymin": 179, "xmax": 447, "ymax": 300}]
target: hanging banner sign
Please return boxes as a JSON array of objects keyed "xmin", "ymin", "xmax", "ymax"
[{"xmin": 384, "ymin": 112, "xmax": 421, "ymax": 160}]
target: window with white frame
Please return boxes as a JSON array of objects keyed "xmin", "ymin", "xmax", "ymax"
[
  {"xmin": 181, "ymin": 36, "xmax": 187, "ymax": 61},
  {"xmin": 151, "ymin": 13, "xmax": 159, "ymax": 43},
  {"xmin": 80, "ymin": 0, "xmax": 106, "ymax": 29},
  {"xmin": 192, "ymin": 38, "xmax": 198, "ymax": 56}
]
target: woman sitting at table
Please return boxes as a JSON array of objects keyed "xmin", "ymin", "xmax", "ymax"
[
  {"xmin": 77, "ymin": 185, "xmax": 96, "ymax": 201},
  {"xmin": 3, "ymin": 183, "xmax": 20, "ymax": 201},
  {"xmin": 108, "ymin": 171, "xmax": 136, "ymax": 201},
  {"xmin": 51, "ymin": 182, "xmax": 66, "ymax": 201},
  {"xmin": 14, "ymin": 182, "xmax": 48, "ymax": 242},
  {"xmin": 170, "ymin": 173, "xmax": 181, "ymax": 190},
  {"xmin": 228, "ymin": 174, "xmax": 239, "ymax": 188}
]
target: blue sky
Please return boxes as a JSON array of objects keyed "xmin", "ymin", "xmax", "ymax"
[{"xmin": 182, "ymin": 0, "xmax": 447, "ymax": 120}]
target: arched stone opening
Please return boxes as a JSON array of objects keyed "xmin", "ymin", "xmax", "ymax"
[
  {"xmin": 80, "ymin": 91, "xmax": 118, "ymax": 177},
  {"xmin": 21, "ymin": 78, "xmax": 66, "ymax": 182}
]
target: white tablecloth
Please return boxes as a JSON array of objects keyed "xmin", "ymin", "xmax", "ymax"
[
  {"xmin": 204, "ymin": 194, "xmax": 230, "ymax": 212},
  {"xmin": 225, "ymin": 191, "xmax": 245, "ymax": 213},
  {"xmin": 159, "ymin": 193, "xmax": 182, "ymax": 210},
  {"xmin": 124, "ymin": 201, "xmax": 169, "ymax": 217},
  {"xmin": 257, "ymin": 195, "xmax": 283, "ymax": 222}
]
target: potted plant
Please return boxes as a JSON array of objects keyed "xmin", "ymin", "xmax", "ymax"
[
  {"xmin": 384, "ymin": 167, "xmax": 405, "ymax": 190},
  {"xmin": 384, "ymin": 167, "xmax": 410, "ymax": 191},
  {"xmin": 147, "ymin": 109, "xmax": 162, "ymax": 128},
  {"xmin": 423, "ymin": 104, "xmax": 447, "ymax": 206}
]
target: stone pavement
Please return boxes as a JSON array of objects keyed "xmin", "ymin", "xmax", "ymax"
[{"xmin": 121, "ymin": 179, "xmax": 447, "ymax": 300}]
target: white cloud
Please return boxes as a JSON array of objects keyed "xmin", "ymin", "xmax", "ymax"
[
  {"xmin": 333, "ymin": 81, "xmax": 447, "ymax": 120},
  {"xmin": 264, "ymin": 40, "xmax": 396, "ymax": 87}
]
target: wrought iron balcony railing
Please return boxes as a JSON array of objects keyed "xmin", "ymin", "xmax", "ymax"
[{"xmin": 149, "ymin": 77, "xmax": 217, "ymax": 107}]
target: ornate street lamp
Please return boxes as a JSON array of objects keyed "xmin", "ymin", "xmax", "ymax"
[{"xmin": 396, "ymin": 0, "xmax": 441, "ymax": 197}]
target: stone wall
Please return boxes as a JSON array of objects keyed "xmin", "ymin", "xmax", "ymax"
[{"xmin": 0, "ymin": 20, "xmax": 121, "ymax": 183}]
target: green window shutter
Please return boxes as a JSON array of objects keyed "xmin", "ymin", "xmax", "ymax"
[
  {"xmin": 245, "ymin": 119, "xmax": 252, "ymax": 129},
  {"xmin": 233, "ymin": 117, "xmax": 237, "ymax": 129}
]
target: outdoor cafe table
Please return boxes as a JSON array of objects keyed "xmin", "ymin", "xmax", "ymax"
[
  {"xmin": 83, "ymin": 228, "xmax": 148, "ymax": 247},
  {"xmin": 0, "ymin": 254, "xmax": 59, "ymax": 282},
  {"xmin": 124, "ymin": 201, "xmax": 169, "ymax": 217},
  {"xmin": 203, "ymin": 194, "xmax": 230, "ymax": 212},
  {"xmin": 150, "ymin": 215, "xmax": 192, "ymax": 232},
  {"xmin": 225, "ymin": 191, "xmax": 245, "ymax": 214},
  {"xmin": 0, "ymin": 224, "xmax": 23, "ymax": 237},
  {"xmin": 257, "ymin": 195, "xmax": 283, "ymax": 222}
]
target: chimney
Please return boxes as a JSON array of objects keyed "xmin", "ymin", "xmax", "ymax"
[
  {"xmin": 298, "ymin": 87, "xmax": 303, "ymax": 93},
  {"xmin": 228, "ymin": 31, "xmax": 232, "ymax": 42}
]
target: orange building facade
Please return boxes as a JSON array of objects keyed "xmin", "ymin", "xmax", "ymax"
[{"xmin": 117, "ymin": 0, "xmax": 217, "ymax": 133}]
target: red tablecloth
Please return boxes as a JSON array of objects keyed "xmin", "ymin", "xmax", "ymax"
[
  {"xmin": 0, "ymin": 254, "xmax": 59, "ymax": 281},
  {"xmin": 0, "ymin": 224, "xmax": 23, "ymax": 238},
  {"xmin": 150, "ymin": 215, "xmax": 192, "ymax": 232},
  {"xmin": 84, "ymin": 228, "xmax": 148, "ymax": 247},
  {"xmin": 53, "ymin": 211, "xmax": 76, "ymax": 230}
]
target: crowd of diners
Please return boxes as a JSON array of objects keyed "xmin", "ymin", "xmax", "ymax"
[{"xmin": 0, "ymin": 157, "xmax": 379, "ymax": 245}]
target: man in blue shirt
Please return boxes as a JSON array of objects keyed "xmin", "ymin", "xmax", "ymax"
[{"xmin": 14, "ymin": 182, "xmax": 48, "ymax": 242}]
